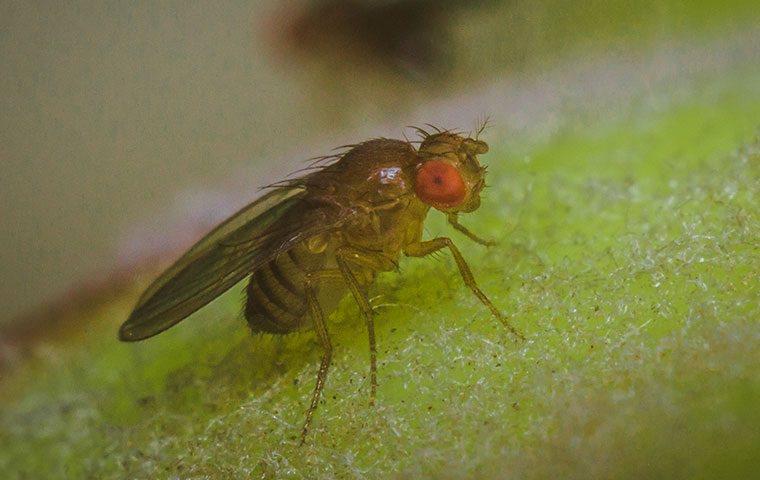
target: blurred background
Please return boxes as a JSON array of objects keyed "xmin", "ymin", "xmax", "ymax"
[
  {"xmin": 0, "ymin": 0, "xmax": 757, "ymax": 337},
  {"xmin": 2, "ymin": 2, "xmax": 759, "ymax": 478}
]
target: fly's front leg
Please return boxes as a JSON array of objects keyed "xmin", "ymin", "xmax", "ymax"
[
  {"xmin": 404, "ymin": 237, "xmax": 525, "ymax": 341},
  {"xmin": 447, "ymin": 213, "xmax": 496, "ymax": 246},
  {"xmin": 334, "ymin": 246, "xmax": 390, "ymax": 406},
  {"xmin": 300, "ymin": 269, "xmax": 342, "ymax": 445}
]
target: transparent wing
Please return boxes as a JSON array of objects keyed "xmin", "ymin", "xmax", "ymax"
[{"xmin": 119, "ymin": 187, "xmax": 343, "ymax": 341}]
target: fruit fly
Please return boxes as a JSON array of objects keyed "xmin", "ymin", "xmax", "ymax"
[{"xmin": 119, "ymin": 125, "xmax": 524, "ymax": 443}]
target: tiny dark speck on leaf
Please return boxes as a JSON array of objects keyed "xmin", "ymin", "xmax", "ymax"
[{"xmin": 512, "ymin": 402, "xmax": 520, "ymax": 411}]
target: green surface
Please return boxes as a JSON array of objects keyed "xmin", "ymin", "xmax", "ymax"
[{"xmin": 2, "ymin": 65, "xmax": 758, "ymax": 478}]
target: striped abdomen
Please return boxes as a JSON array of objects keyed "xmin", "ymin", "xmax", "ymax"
[
  {"xmin": 245, "ymin": 242, "xmax": 337, "ymax": 334},
  {"xmin": 245, "ymin": 242, "xmax": 316, "ymax": 333}
]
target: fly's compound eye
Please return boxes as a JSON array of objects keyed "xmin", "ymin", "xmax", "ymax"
[{"xmin": 415, "ymin": 160, "xmax": 466, "ymax": 207}]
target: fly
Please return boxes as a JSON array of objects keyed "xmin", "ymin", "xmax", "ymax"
[{"xmin": 119, "ymin": 124, "xmax": 524, "ymax": 443}]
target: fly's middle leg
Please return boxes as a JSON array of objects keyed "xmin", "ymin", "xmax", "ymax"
[{"xmin": 404, "ymin": 237, "xmax": 525, "ymax": 341}]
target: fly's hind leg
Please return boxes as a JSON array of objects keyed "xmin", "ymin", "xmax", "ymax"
[
  {"xmin": 404, "ymin": 237, "xmax": 525, "ymax": 341},
  {"xmin": 300, "ymin": 270, "xmax": 342, "ymax": 445}
]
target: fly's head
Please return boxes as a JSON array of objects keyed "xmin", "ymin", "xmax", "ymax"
[{"xmin": 413, "ymin": 132, "xmax": 489, "ymax": 213}]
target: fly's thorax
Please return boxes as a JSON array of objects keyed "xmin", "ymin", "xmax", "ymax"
[
  {"xmin": 340, "ymin": 193, "xmax": 428, "ymax": 258},
  {"xmin": 414, "ymin": 132, "xmax": 488, "ymax": 214}
]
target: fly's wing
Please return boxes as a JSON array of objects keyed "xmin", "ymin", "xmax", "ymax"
[{"xmin": 119, "ymin": 187, "xmax": 344, "ymax": 341}]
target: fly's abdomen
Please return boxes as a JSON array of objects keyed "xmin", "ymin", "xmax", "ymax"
[{"xmin": 245, "ymin": 242, "xmax": 324, "ymax": 333}]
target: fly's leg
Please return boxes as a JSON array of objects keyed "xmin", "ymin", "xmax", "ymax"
[
  {"xmin": 404, "ymin": 237, "xmax": 525, "ymax": 341},
  {"xmin": 334, "ymin": 247, "xmax": 391, "ymax": 406},
  {"xmin": 447, "ymin": 213, "xmax": 496, "ymax": 246},
  {"xmin": 300, "ymin": 269, "xmax": 342, "ymax": 445}
]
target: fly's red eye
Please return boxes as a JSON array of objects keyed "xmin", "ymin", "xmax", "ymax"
[{"xmin": 414, "ymin": 160, "xmax": 466, "ymax": 207}]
